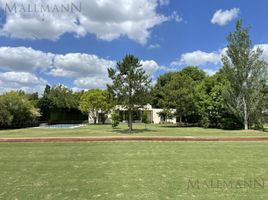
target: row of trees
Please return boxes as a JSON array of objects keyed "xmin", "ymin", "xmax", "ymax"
[
  {"xmin": 152, "ymin": 66, "xmax": 244, "ymax": 129},
  {"xmin": 0, "ymin": 20, "xmax": 267, "ymax": 131},
  {"xmin": 38, "ymin": 85, "xmax": 85, "ymax": 122},
  {"xmin": 107, "ymin": 20, "xmax": 268, "ymax": 131},
  {"xmin": 0, "ymin": 85, "xmax": 89, "ymax": 128}
]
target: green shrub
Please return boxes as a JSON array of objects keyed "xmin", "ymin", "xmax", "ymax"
[
  {"xmin": 0, "ymin": 92, "xmax": 40, "ymax": 128},
  {"xmin": 111, "ymin": 111, "xmax": 120, "ymax": 128},
  {"xmin": 141, "ymin": 112, "xmax": 149, "ymax": 128}
]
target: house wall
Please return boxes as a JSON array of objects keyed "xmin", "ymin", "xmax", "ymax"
[
  {"xmin": 151, "ymin": 109, "xmax": 176, "ymax": 124},
  {"xmin": 87, "ymin": 105, "xmax": 176, "ymax": 124}
]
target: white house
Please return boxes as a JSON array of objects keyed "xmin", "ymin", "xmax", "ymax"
[{"xmin": 89, "ymin": 104, "xmax": 176, "ymax": 124}]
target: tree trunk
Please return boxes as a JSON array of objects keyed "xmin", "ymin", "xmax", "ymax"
[
  {"xmin": 88, "ymin": 113, "xmax": 91, "ymax": 124},
  {"xmin": 128, "ymin": 109, "xmax": 133, "ymax": 132},
  {"xmin": 179, "ymin": 115, "xmax": 182, "ymax": 127},
  {"xmin": 243, "ymin": 97, "xmax": 248, "ymax": 130}
]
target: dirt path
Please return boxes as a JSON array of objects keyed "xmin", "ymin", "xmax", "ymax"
[{"xmin": 1, "ymin": 136, "xmax": 268, "ymax": 142}]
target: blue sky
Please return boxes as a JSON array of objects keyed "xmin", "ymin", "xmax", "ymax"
[{"xmin": 0, "ymin": 0, "xmax": 268, "ymax": 94}]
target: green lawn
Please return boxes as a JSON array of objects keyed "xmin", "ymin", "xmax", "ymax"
[
  {"xmin": 0, "ymin": 142, "xmax": 267, "ymax": 199},
  {"xmin": 0, "ymin": 123, "xmax": 267, "ymax": 138}
]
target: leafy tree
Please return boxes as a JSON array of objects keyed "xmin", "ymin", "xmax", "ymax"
[
  {"xmin": 0, "ymin": 101, "xmax": 13, "ymax": 127},
  {"xmin": 157, "ymin": 108, "xmax": 174, "ymax": 123},
  {"xmin": 151, "ymin": 72, "xmax": 175, "ymax": 108},
  {"xmin": 141, "ymin": 112, "xmax": 149, "ymax": 129},
  {"xmin": 38, "ymin": 84, "xmax": 82, "ymax": 122},
  {"xmin": 79, "ymin": 89, "xmax": 112, "ymax": 124},
  {"xmin": 196, "ymin": 70, "xmax": 243, "ymax": 129},
  {"xmin": 162, "ymin": 73, "xmax": 196, "ymax": 125},
  {"xmin": 0, "ymin": 92, "xmax": 40, "ymax": 128},
  {"xmin": 180, "ymin": 66, "xmax": 207, "ymax": 82},
  {"xmin": 39, "ymin": 84, "xmax": 79, "ymax": 111},
  {"xmin": 152, "ymin": 67, "xmax": 205, "ymax": 123},
  {"xmin": 38, "ymin": 85, "xmax": 52, "ymax": 120},
  {"xmin": 27, "ymin": 92, "xmax": 39, "ymax": 106},
  {"xmin": 111, "ymin": 111, "xmax": 120, "ymax": 128},
  {"xmin": 180, "ymin": 66, "xmax": 207, "ymax": 123},
  {"xmin": 48, "ymin": 85, "xmax": 79, "ymax": 109},
  {"xmin": 222, "ymin": 20, "xmax": 268, "ymax": 130},
  {"xmin": 108, "ymin": 55, "xmax": 151, "ymax": 132}
]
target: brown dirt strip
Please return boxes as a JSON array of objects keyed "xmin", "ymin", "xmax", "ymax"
[{"xmin": 1, "ymin": 137, "xmax": 268, "ymax": 142}]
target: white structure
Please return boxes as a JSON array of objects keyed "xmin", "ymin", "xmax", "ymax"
[
  {"xmin": 150, "ymin": 108, "xmax": 176, "ymax": 124},
  {"xmin": 88, "ymin": 104, "xmax": 176, "ymax": 124},
  {"xmin": 114, "ymin": 104, "xmax": 176, "ymax": 124}
]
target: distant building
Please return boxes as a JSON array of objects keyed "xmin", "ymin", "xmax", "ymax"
[{"xmin": 89, "ymin": 104, "xmax": 176, "ymax": 124}]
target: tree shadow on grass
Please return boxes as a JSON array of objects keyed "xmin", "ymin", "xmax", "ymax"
[
  {"xmin": 111, "ymin": 128, "xmax": 155, "ymax": 135},
  {"xmin": 158, "ymin": 125, "xmax": 197, "ymax": 128},
  {"xmin": 158, "ymin": 125, "xmax": 268, "ymax": 133}
]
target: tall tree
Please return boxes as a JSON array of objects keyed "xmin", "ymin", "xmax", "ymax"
[
  {"xmin": 222, "ymin": 20, "xmax": 268, "ymax": 130},
  {"xmin": 79, "ymin": 89, "xmax": 112, "ymax": 124},
  {"xmin": 108, "ymin": 55, "xmax": 151, "ymax": 132},
  {"xmin": 38, "ymin": 84, "xmax": 82, "ymax": 122},
  {"xmin": 0, "ymin": 100, "xmax": 13, "ymax": 127},
  {"xmin": 180, "ymin": 66, "xmax": 207, "ymax": 82},
  {"xmin": 151, "ymin": 72, "xmax": 174, "ymax": 108},
  {"xmin": 196, "ymin": 71, "xmax": 243, "ymax": 129},
  {"xmin": 152, "ymin": 67, "xmax": 206, "ymax": 109},
  {"xmin": 162, "ymin": 73, "xmax": 196, "ymax": 125},
  {"xmin": 0, "ymin": 92, "xmax": 40, "ymax": 128}
]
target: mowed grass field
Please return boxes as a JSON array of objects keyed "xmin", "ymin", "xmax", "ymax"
[
  {"xmin": 0, "ymin": 125, "xmax": 268, "ymax": 199},
  {"xmin": 0, "ymin": 123, "xmax": 267, "ymax": 138},
  {"xmin": 0, "ymin": 142, "xmax": 268, "ymax": 200}
]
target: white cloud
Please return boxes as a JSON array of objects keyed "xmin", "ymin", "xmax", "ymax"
[
  {"xmin": 0, "ymin": 46, "xmax": 117, "ymax": 92},
  {"xmin": 0, "ymin": 45, "xmax": 175, "ymax": 91},
  {"xmin": 173, "ymin": 44, "xmax": 268, "ymax": 75},
  {"xmin": 0, "ymin": 46, "xmax": 53, "ymax": 72},
  {"xmin": 158, "ymin": 0, "xmax": 169, "ymax": 6},
  {"xmin": 204, "ymin": 68, "xmax": 218, "ymax": 76},
  {"xmin": 72, "ymin": 59, "xmax": 165, "ymax": 89},
  {"xmin": 0, "ymin": 0, "xmax": 180, "ymax": 44},
  {"xmin": 50, "ymin": 53, "xmax": 116, "ymax": 77},
  {"xmin": 148, "ymin": 43, "xmax": 161, "ymax": 49},
  {"xmin": 175, "ymin": 49, "xmax": 225, "ymax": 66},
  {"xmin": 140, "ymin": 60, "xmax": 161, "ymax": 76},
  {"xmin": 254, "ymin": 44, "xmax": 268, "ymax": 62},
  {"xmin": 0, "ymin": 72, "xmax": 47, "ymax": 93},
  {"xmin": 49, "ymin": 53, "xmax": 116, "ymax": 89},
  {"xmin": 74, "ymin": 77, "xmax": 111, "ymax": 90},
  {"xmin": 211, "ymin": 8, "xmax": 239, "ymax": 26},
  {"xmin": 169, "ymin": 11, "xmax": 183, "ymax": 23}
]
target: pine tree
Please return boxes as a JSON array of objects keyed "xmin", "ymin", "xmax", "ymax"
[{"xmin": 107, "ymin": 55, "xmax": 151, "ymax": 132}]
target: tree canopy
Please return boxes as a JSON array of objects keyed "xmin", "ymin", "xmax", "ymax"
[
  {"xmin": 222, "ymin": 20, "xmax": 268, "ymax": 129},
  {"xmin": 108, "ymin": 55, "xmax": 151, "ymax": 131},
  {"xmin": 0, "ymin": 91, "xmax": 40, "ymax": 128},
  {"xmin": 38, "ymin": 84, "xmax": 83, "ymax": 122},
  {"xmin": 79, "ymin": 89, "xmax": 112, "ymax": 124}
]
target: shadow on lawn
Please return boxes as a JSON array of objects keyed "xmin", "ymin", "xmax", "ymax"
[
  {"xmin": 158, "ymin": 125, "xmax": 197, "ymax": 128},
  {"xmin": 160, "ymin": 123, "xmax": 268, "ymax": 131},
  {"xmin": 112, "ymin": 128, "xmax": 155, "ymax": 135}
]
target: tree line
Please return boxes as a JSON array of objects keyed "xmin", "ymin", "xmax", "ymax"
[{"xmin": 0, "ymin": 20, "xmax": 267, "ymax": 131}]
